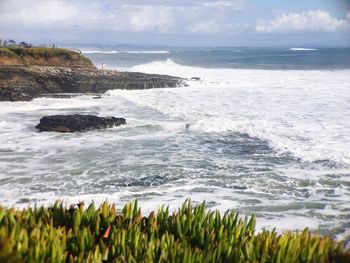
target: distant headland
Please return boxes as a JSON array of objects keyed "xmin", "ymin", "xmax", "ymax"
[
  {"xmin": 0, "ymin": 39, "xmax": 184, "ymax": 101},
  {"xmin": 0, "ymin": 46, "xmax": 94, "ymax": 68},
  {"xmin": 0, "ymin": 38, "xmax": 94, "ymax": 68}
]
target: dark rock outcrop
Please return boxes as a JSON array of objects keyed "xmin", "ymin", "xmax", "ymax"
[
  {"xmin": 0, "ymin": 66, "xmax": 185, "ymax": 101},
  {"xmin": 35, "ymin": 114, "xmax": 126, "ymax": 132}
]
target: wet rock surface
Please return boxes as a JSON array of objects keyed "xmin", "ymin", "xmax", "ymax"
[
  {"xmin": 35, "ymin": 114, "xmax": 126, "ymax": 132},
  {"xmin": 0, "ymin": 66, "xmax": 185, "ymax": 101}
]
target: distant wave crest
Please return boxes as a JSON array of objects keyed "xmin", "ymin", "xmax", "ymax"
[
  {"xmin": 81, "ymin": 50, "xmax": 170, "ymax": 54},
  {"xmin": 288, "ymin": 48, "xmax": 318, "ymax": 51}
]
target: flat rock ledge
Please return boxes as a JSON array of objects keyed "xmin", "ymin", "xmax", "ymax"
[
  {"xmin": 0, "ymin": 66, "xmax": 185, "ymax": 101},
  {"xmin": 36, "ymin": 114, "xmax": 126, "ymax": 132}
]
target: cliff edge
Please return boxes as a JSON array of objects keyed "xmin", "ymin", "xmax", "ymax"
[
  {"xmin": 0, "ymin": 47, "xmax": 184, "ymax": 101},
  {"xmin": 0, "ymin": 46, "xmax": 94, "ymax": 68}
]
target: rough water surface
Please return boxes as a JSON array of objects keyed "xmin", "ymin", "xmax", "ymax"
[{"xmin": 0, "ymin": 47, "xmax": 349, "ymax": 240}]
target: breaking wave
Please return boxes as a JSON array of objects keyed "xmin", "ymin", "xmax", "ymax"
[
  {"xmin": 289, "ymin": 48, "xmax": 319, "ymax": 51},
  {"xmin": 107, "ymin": 59, "xmax": 350, "ymax": 166},
  {"xmin": 81, "ymin": 50, "xmax": 170, "ymax": 54}
]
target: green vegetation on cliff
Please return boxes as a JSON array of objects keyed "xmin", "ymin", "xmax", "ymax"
[
  {"xmin": 0, "ymin": 200, "xmax": 349, "ymax": 262},
  {"xmin": 0, "ymin": 47, "xmax": 94, "ymax": 68},
  {"xmin": 0, "ymin": 48, "xmax": 17, "ymax": 58}
]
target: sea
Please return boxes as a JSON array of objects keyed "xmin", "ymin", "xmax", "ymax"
[{"xmin": 0, "ymin": 47, "xmax": 350, "ymax": 240}]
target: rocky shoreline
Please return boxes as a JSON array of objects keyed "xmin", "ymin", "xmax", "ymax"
[{"xmin": 0, "ymin": 66, "xmax": 185, "ymax": 101}]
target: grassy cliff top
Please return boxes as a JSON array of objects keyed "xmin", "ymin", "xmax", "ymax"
[{"xmin": 0, "ymin": 46, "xmax": 94, "ymax": 68}]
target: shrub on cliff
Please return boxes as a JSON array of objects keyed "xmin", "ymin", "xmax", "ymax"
[
  {"xmin": 8, "ymin": 47, "xmax": 73, "ymax": 59},
  {"xmin": 0, "ymin": 200, "xmax": 349, "ymax": 262},
  {"xmin": 0, "ymin": 47, "xmax": 94, "ymax": 68},
  {"xmin": 0, "ymin": 48, "xmax": 17, "ymax": 58}
]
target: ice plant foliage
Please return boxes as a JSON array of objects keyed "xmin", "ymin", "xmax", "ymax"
[{"xmin": 0, "ymin": 200, "xmax": 349, "ymax": 262}]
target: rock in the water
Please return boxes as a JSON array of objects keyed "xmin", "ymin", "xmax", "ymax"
[{"xmin": 36, "ymin": 114, "xmax": 126, "ymax": 132}]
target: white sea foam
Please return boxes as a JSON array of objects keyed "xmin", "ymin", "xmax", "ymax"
[
  {"xmin": 289, "ymin": 48, "xmax": 318, "ymax": 51},
  {"xmin": 107, "ymin": 59, "xmax": 350, "ymax": 165},
  {"xmin": 1, "ymin": 57, "xmax": 350, "ymax": 239},
  {"xmin": 81, "ymin": 50, "xmax": 170, "ymax": 54}
]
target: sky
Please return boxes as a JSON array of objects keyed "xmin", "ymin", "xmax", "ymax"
[{"xmin": 0, "ymin": 0, "xmax": 349, "ymax": 47}]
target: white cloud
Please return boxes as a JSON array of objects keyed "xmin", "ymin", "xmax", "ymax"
[
  {"xmin": 0, "ymin": 0, "xmax": 244, "ymax": 34},
  {"xmin": 190, "ymin": 20, "xmax": 222, "ymax": 33},
  {"xmin": 256, "ymin": 10, "xmax": 350, "ymax": 33},
  {"xmin": 0, "ymin": 0, "xmax": 78, "ymax": 25},
  {"xmin": 202, "ymin": 1, "xmax": 243, "ymax": 9}
]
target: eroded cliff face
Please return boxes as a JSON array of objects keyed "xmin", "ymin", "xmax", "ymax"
[{"xmin": 0, "ymin": 66, "xmax": 184, "ymax": 101}]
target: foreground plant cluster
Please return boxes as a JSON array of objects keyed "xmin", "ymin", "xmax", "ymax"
[{"xmin": 0, "ymin": 200, "xmax": 349, "ymax": 262}]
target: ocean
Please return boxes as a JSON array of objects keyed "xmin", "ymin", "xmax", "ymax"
[{"xmin": 0, "ymin": 47, "xmax": 349, "ymax": 239}]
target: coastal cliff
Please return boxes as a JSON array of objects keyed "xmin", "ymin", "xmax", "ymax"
[
  {"xmin": 0, "ymin": 66, "xmax": 183, "ymax": 101},
  {"xmin": 0, "ymin": 47, "xmax": 184, "ymax": 101},
  {"xmin": 0, "ymin": 46, "xmax": 94, "ymax": 68}
]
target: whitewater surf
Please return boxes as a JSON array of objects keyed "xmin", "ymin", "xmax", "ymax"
[{"xmin": 0, "ymin": 47, "xmax": 349, "ymax": 239}]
